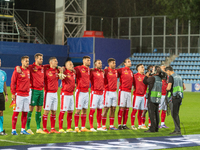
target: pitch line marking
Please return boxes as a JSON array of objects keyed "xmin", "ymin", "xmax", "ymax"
[{"xmin": 0, "ymin": 139, "xmax": 35, "ymax": 145}]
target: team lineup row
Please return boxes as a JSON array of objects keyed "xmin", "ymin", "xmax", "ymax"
[{"xmin": 0, "ymin": 53, "xmax": 183, "ymax": 135}]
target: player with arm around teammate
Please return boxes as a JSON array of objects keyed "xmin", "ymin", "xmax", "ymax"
[
  {"xmin": 117, "ymin": 58, "xmax": 133, "ymax": 130},
  {"xmin": 102, "ymin": 58, "xmax": 118, "ymax": 130},
  {"xmin": 89, "ymin": 60, "xmax": 106, "ymax": 132},
  {"xmin": 58, "ymin": 61, "xmax": 76, "ymax": 133},
  {"xmin": 74, "ymin": 56, "xmax": 92, "ymax": 132},
  {"xmin": 42, "ymin": 57, "xmax": 60, "ymax": 134},
  {"xmin": 11, "ymin": 56, "xmax": 30, "ymax": 135}
]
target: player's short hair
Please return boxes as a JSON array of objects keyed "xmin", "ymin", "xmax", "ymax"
[
  {"xmin": 21, "ymin": 56, "xmax": 29, "ymax": 61},
  {"xmin": 34, "ymin": 53, "xmax": 43, "ymax": 59},
  {"xmin": 65, "ymin": 60, "xmax": 72, "ymax": 65},
  {"xmin": 83, "ymin": 56, "xmax": 91, "ymax": 60},
  {"xmin": 147, "ymin": 65, "xmax": 153, "ymax": 71},
  {"xmin": 94, "ymin": 59, "xmax": 101, "ymax": 64},
  {"xmin": 107, "ymin": 58, "xmax": 116, "ymax": 64},
  {"xmin": 49, "ymin": 57, "xmax": 57, "ymax": 63},
  {"xmin": 136, "ymin": 63, "xmax": 143, "ymax": 71},
  {"xmin": 123, "ymin": 58, "xmax": 130, "ymax": 63},
  {"xmin": 165, "ymin": 66, "xmax": 173, "ymax": 71}
]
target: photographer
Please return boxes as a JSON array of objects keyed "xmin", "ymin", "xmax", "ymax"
[
  {"xmin": 165, "ymin": 66, "xmax": 186, "ymax": 135},
  {"xmin": 143, "ymin": 66, "xmax": 162, "ymax": 132}
]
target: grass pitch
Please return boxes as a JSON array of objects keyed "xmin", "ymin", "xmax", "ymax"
[{"xmin": 0, "ymin": 87, "xmax": 200, "ymax": 148}]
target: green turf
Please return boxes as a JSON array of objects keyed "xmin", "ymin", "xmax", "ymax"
[{"xmin": 0, "ymin": 87, "xmax": 200, "ymax": 149}]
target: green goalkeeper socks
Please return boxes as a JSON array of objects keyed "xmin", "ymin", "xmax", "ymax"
[
  {"xmin": 35, "ymin": 112, "xmax": 41, "ymax": 129},
  {"xmin": 27, "ymin": 111, "xmax": 32, "ymax": 130}
]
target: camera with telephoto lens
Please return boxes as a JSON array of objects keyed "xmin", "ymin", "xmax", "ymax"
[{"xmin": 148, "ymin": 68, "xmax": 154, "ymax": 76}]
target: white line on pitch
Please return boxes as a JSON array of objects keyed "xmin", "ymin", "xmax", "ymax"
[{"xmin": 0, "ymin": 139, "xmax": 35, "ymax": 145}]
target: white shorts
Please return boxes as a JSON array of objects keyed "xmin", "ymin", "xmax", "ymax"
[
  {"xmin": 28, "ymin": 88, "xmax": 32, "ymax": 104},
  {"xmin": 43, "ymin": 92, "xmax": 58, "ymax": 111},
  {"xmin": 144, "ymin": 96, "xmax": 148, "ymax": 110},
  {"xmin": 75, "ymin": 89, "xmax": 89, "ymax": 110},
  {"xmin": 118, "ymin": 90, "xmax": 132, "ymax": 108},
  {"xmin": 90, "ymin": 91, "xmax": 104, "ymax": 109},
  {"xmin": 14, "ymin": 95, "xmax": 29, "ymax": 112},
  {"xmin": 104, "ymin": 91, "xmax": 117, "ymax": 107},
  {"xmin": 133, "ymin": 95, "xmax": 145, "ymax": 110},
  {"xmin": 159, "ymin": 95, "xmax": 167, "ymax": 110},
  {"xmin": 60, "ymin": 93, "xmax": 74, "ymax": 111}
]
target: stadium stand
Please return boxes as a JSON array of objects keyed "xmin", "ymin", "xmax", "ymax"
[
  {"xmin": 119, "ymin": 53, "xmax": 170, "ymax": 74},
  {"xmin": 171, "ymin": 53, "xmax": 200, "ymax": 84}
]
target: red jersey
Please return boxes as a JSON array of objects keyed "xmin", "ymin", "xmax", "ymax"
[
  {"xmin": 44, "ymin": 67, "xmax": 59, "ymax": 92},
  {"xmin": 104, "ymin": 67, "xmax": 118, "ymax": 91},
  {"xmin": 74, "ymin": 65, "xmax": 90, "ymax": 92},
  {"xmin": 90, "ymin": 68, "xmax": 104, "ymax": 95},
  {"xmin": 11, "ymin": 67, "xmax": 30, "ymax": 96},
  {"xmin": 61, "ymin": 69, "xmax": 75, "ymax": 95},
  {"xmin": 29, "ymin": 63, "xmax": 45, "ymax": 90},
  {"xmin": 162, "ymin": 79, "xmax": 168, "ymax": 95},
  {"xmin": 133, "ymin": 72, "xmax": 147, "ymax": 96},
  {"xmin": 117, "ymin": 67, "xmax": 133, "ymax": 92}
]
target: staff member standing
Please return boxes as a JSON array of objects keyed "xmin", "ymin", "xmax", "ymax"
[
  {"xmin": 143, "ymin": 66, "xmax": 162, "ymax": 133},
  {"xmin": 165, "ymin": 66, "xmax": 186, "ymax": 135},
  {"xmin": 0, "ymin": 58, "xmax": 8, "ymax": 135}
]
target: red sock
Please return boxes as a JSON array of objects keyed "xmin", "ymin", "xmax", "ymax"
[
  {"xmin": 43, "ymin": 114, "xmax": 48, "ymax": 129},
  {"xmin": 89, "ymin": 109, "xmax": 95, "ymax": 128},
  {"xmin": 161, "ymin": 110, "xmax": 166, "ymax": 123},
  {"xmin": 118, "ymin": 109, "xmax": 124, "ymax": 126},
  {"xmin": 59, "ymin": 111, "xmax": 65, "ymax": 129},
  {"xmin": 12, "ymin": 112, "xmax": 19, "ymax": 130},
  {"xmin": 21, "ymin": 112, "xmax": 28, "ymax": 129},
  {"xmin": 67, "ymin": 111, "xmax": 73, "ymax": 129},
  {"xmin": 110, "ymin": 117, "xmax": 114, "ymax": 127},
  {"xmin": 97, "ymin": 109, "xmax": 102, "ymax": 128},
  {"xmin": 81, "ymin": 114, "xmax": 86, "ymax": 128},
  {"xmin": 74, "ymin": 114, "xmax": 79, "ymax": 128},
  {"xmin": 137, "ymin": 110, "xmax": 142, "ymax": 126},
  {"xmin": 131, "ymin": 109, "xmax": 137, "ymax": 126},
  {"xmin": 50, "ymin": 114, "xmax": 56, "ymax": 129},
  {"xmin": 142, "ymin": 117, "xmax": 146, "ymax": 125},
  {"xmin": 102, "ymin": 117, "xmax": 107, "ymax": 127},
  {"xmin": 148, "ymin": 117, "xmax": 151, "ymax": 124},
  {"xmin": 123, "ymin": 108, "xmax": 129, "ymax": 125}
]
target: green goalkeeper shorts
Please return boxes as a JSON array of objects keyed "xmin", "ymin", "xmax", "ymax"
[{"xmin": 30, "ymin": 89, "xmax": 44, "ymax": 106}]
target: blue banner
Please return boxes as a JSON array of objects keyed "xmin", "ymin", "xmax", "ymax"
[{"xmin": 192, "ymin": 83, "xmax": 200, "ymax": 92}]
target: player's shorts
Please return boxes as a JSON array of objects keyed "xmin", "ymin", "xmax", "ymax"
[
  {"xmin": 60, "ymin": 92, "xmax": 74, "ymax": 111},
  {"xmin": 14, "ymin": 95, "xmax": 29, "ymax": 112},
  {"xmin": 159, "ymin": 95, "xmax": 167, "ymax": 111},
  {"xmin": 43, "ymin": 92, "xmax": 58, "ymax": 111},
  {"xmin": 75, "ymin": 89, "xmax": 89, "ymax": 110},
  {"xmin": 90, "ymin": 91, "xmax": 104, "ymax": 109},
  {"xmin": 30, "ymin": 89, "xmax": 44, "ymax": 106},
  {"xmin": 0, "ymin": 93, "xmax": 5, "ymax": 111},
  {"xmin": 118, "ymin": 89, "xmax": 132, "ymax": 108},
  {"xmin": 132, "ymin": 95, "xmax": 145, "ymax": 110},
  {"xmin": 103, "ymin": 91, "xmax": 117, "ymax": 107},
  {"xmin": 144, "ymin": 96, "xmax": 148, "ymax": 110}
]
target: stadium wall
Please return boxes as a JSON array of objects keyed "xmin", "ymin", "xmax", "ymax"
[{"xmin": 67, "ymin": 37, "xmax": 131, "ymax": 68}]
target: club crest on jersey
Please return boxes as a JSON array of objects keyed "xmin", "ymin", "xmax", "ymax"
[
  {"xmin": 20, "ymin": 72, "xmax": 25, "ymax": 77},
  {"xmin": 33, "ymin": 67, "xmax": 38, "ymax": 72},
  {"xmin": 124, "ymin": 70, "xmax": 129, "ymax": 74},
  {"xmin": 137, "ymin": 76, "xmax": 142, "ymax": 81},
  {"xmin": 48, "ymin": 71, "xmax": 53, "ymax": 76}
]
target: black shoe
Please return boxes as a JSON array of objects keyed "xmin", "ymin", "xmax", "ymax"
[
  {"xmin": 170, "ymin": 131, "xmax": 181, "ymax": 135},
  {"xmin": 0, "ymin": 130, "xmax": 7, "ymax": 136},
  {"xmin": 118, "ymin": 125, "xmax": 123, "ymax": 130},
  {"xmin": 144, "ymin": 129, "xmax": 155, "ymax": 133},
  {"xmin": 122, "ymin": 125, "xmax": 130, "ymax": 129}
]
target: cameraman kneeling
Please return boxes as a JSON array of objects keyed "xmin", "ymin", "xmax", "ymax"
[{"xmin": 143, "ymin": 66, "xmax": 162, "ymax": 132}]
